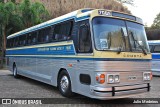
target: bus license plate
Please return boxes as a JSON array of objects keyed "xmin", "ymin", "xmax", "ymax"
[{"xmin": 128, "ymin": 76, "xmax": 137, "ymax": 80}]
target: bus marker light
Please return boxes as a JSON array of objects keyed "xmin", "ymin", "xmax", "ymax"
[
  {"xmin": 150, "ymin": 72, "xmax": 153, "ymax": 80},
  {"xmin": 68, "ymin": 64, "xmax": 73, "ymax": 67},
  {"xmin": 96, "ymin": 73, "xmax": 105, "ymax": 84}
]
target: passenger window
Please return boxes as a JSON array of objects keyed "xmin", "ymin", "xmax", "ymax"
[
  {"xmin": 78, "ymin": 24, "xmax": 92, "ymax": 53},
  {"xmin": 53, "ymin": 21, "xmax": 73, "ymax": 41},
  {"xmin": 154, "ymin": 45, "xmax": 160, "ymax": 53},
  {"xmin": 50, "ymin": 26, "xmax": 55, "ymax": 41},
  {"xmin": 31, "ymin": 32, "xmax": 38, "ymax": 44},
  {"xmin": 13, "ymin": 37, "xmax": 19, "ymax": 47},
  {"xmin": 38, "ymin": 29, "xmax": 45, "ymax": 43},
  {"xmin": 44, "ymin": 27, "xmax": 51, "ymax": 43},
  {"xmin": 23, "ymin": 35, "xmax": 27, "ymax": 46},
  {"xmin": 149, "ymin": 45, "xmax": 153, "ymax": 53},
  {"xmin": 19, "ymin": 36, "xmax": 23, "ymax": 46},
  {"xmin": 27, "ymin": 34, "xmax": 32, "ymax": 45}
]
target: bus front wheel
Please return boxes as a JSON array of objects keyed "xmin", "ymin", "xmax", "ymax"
[{"xmin": 58, "ymin": 70, "xmax": 75, "ymax": 97}]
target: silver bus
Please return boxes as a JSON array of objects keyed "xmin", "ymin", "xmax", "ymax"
[
  {"xmin": 148, "ymin": 40, "xmax": 160, "ymax": 76},
  {"xmin": 6, "ymin": 9, "xmax": 152, "ymax": 100}
]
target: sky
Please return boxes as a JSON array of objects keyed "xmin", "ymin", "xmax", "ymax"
[{"xmin": 125, "ymin": 0, "xmax": 160, "ymax": 27}]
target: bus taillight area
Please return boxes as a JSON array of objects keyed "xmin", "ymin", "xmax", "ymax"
[{"xmin": 90, "ymin": 83, "xmax": 150, "ymax": 99}]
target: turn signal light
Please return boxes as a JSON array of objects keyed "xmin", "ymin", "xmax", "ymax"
[
  {"xmin": 96, "ymin": 73, "xmax": 105, "ymax": 84},
  {"xmin": 150, "ymin": 72, "xmax": 153, "ymax": 80}
]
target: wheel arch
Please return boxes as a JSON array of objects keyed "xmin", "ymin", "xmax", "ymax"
[{"xmin": 57, "ymin": 68, "xmax": 73, "ymax": 88}]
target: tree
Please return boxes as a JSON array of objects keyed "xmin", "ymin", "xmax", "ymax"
[
  {"xmin": 0, "ymin": 1, "xmax": 23, "ymax": 57},
  {"xmin": 0, "ymin": 0, "xmax": 49, "ymax": 58},
  {"xmin": 18, "ymin": 0, "xmax": 49, "ymax": 28},
  {"xmin": 0, "ymin": 0, "xmax": 4, "ymax": 3},
  {"xmin": 151, "ymin": 13, "xmax": 160, "ymax": 29}
]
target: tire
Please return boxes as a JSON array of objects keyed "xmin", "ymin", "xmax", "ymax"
[
  {"xmin": 58, "ymin": 70, "xmax": 75, "ymax": 97},
  {"xmin": 13, "ymin": 65, "xmax": 20, "ymax": 78}
]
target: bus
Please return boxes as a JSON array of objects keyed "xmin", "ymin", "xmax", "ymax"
[
  {"xmin": 6, "ymin": 9, "xmax": 152, "ymax": 99},
  {"xmin": 148, "ymin": 40, "xmax": 160, "ymax": 76}
]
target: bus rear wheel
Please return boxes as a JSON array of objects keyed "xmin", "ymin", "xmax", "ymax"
[
  {"xmin": 13, "ymin": 65, "xmax": 19, "ymax": 78},
  {"xmin": 58, "ymin": 70, "xmax": 75, "ymax": 97}
]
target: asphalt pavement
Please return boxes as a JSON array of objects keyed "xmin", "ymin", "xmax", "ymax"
[{"xmin": 0, "ymin": 70, "xmax": 159, "ymax": 107}]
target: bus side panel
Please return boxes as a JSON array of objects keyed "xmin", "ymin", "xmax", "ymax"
[
  {"xmin": 65, "ymin": 59, "xmax": 95, "ymax": 96},
  {"xmin": 152, "ymin": 53, "xmax": 160, "ymax": 76},
  {"xmin": 8, "ymin": 57, "xmax": 14, "ymax": 72},
  {"xmin": 47, "ymin": 58, "xmax": 95, "ymax": 94}
]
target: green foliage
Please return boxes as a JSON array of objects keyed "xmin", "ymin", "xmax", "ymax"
[
  {"xmin": 0, "ymin": 0, "xmax": 4, "ymax": 3},
  {"xmin": 19, "ymin": 0, "xmax": 49, "ymax": 28},
  {"xmin": 0, "ymin": 1, "xmax": 22, "ymax": 57},
  {"xmin": 151, "ymin": 13, "xmax": 160, "ymax": 29},
  {"xmin": 0, "ymin": 0, "xmax": 49, "ymax": 57}
]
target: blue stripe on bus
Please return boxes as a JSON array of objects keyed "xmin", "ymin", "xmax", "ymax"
[
  {"xmin": 152, "ymin": 54, "xmax": 160, "ymax": 59},
  {"xmin": 6, "ymin": 45, "xmax": 75, "ymax": 55},
  {"xmin": 6, "ymin": 55, "xmax": 151, "ymax": 61}
]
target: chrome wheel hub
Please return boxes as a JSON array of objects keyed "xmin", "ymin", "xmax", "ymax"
[{"xmin": 60, "ymin": 76, "xmax": 69, "ymax": 92}]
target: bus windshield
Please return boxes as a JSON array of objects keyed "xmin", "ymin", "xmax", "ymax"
[{"xmin": 92, "ymin": 17, "xmax": 149, "ymax": 53}]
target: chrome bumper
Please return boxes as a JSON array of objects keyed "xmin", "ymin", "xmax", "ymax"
[{"xmin": 90, "ymin": 83, "xmax": 150, "ymax": 99}]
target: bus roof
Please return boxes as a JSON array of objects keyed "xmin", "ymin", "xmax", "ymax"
[
  {"xmin": 148, "ymin": 40, "xmax": 160, "ymax": 45},
  {"xmin": 7, "ymin": 8, "xmax": 143, "ymax": 39}
]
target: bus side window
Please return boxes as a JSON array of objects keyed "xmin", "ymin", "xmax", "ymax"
[
  {"xmin": 54, "ymin": 24, "xmax": 62, "ymax": 41},
  {"xmin": 23, "ymin": 35, "xmax": 27, "ymax": 46},
  {"xmin": 10, "ymin": 39, "xmax": 13, "ymax": 48},
  {"xmin": 53, "ymin": 21, "xmax": 73, "ymax": 42},
  {"xmin": 13, "ymin": 37, "xmax": 19, "ymax": 47},
  {"xmin": 44, "ymin": 27, "xmax": 51, "ymax": 43},
  {"xmin": 50, "ymin": 26, "xmax": 55, "ymax": 41},
  {"xmin": 149, "ymin": 45, "xmax": 154, "ymax": 53},
  {"xmin": 27, "ymin": 33, "xmax": 32, "ymax": 45},
  {"xmin": 78, "ymin": 24, "xmax": 92, "ymax": 53},
  {"xmin": 38, "ymin": 29, "xmax": 45, "ymax": 43},
  {"xmin": 153, "ymin": 45, "xmax": 160, "ymax": 53},
  {"xmin": 31, "ymin": 32, "xmax": 38, "ymax": 44}
]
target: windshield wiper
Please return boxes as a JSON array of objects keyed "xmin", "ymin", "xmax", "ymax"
[
  {"xmin": 130, "ymin": 31, "xmax": 147, "ymax": 55},
  {"xmin": 117, "ymin": 28, "xmax": 126, "ymax": 54}
]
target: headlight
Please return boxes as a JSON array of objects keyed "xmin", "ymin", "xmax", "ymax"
[
  {"xmin": 107, "ymin": 74, "xmax": 120, "ymax": 84},
  {"xmin": 109, "ymin": 75, "xmax": 114, "ymax": 83},
  {"xmin": 115, "ymin": 75, "xmax": 120, "ymax": 82},
  {"xmin": 143, "ymin": 72, "xmax": 152, "ymax": 80}
]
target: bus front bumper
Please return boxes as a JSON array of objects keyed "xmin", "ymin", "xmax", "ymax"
[{"xmin": 90, "ymin": 83, "xmax": 150, "ymax": 99}]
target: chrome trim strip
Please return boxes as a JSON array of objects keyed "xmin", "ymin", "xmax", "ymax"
[
  {"xmin": 115, "ymin": 88, "xmax": 148, "ymax": 96},
  {"xmin": 93, "ymin": 91, "xmax": 112, "ymax": 97},
  {"xmin": 90, "ymin": 86, "xmax": 112, "ymax": 92},
  {"xmin": 115, "ymin": 84, "xmax": 148, "ymax": 91}
]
